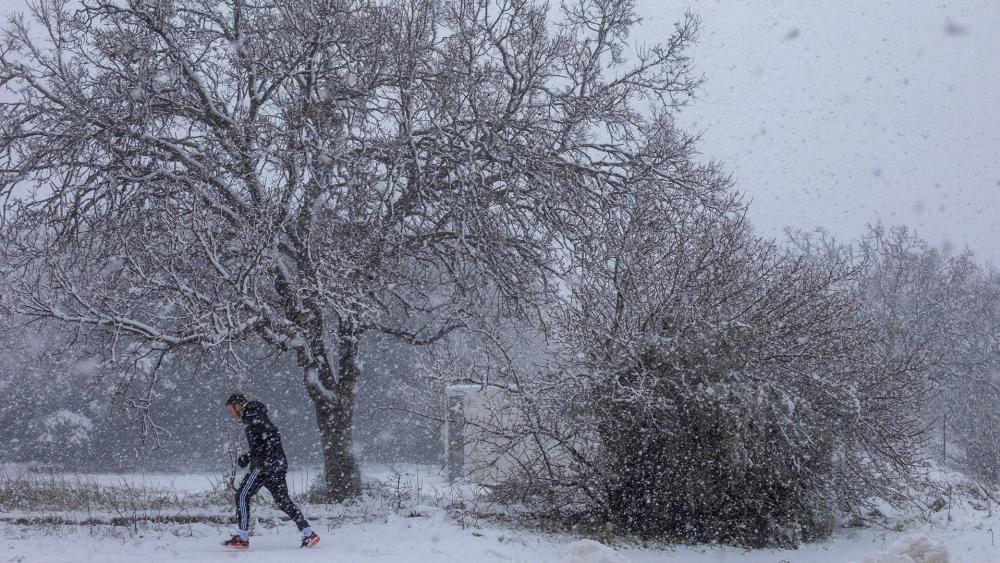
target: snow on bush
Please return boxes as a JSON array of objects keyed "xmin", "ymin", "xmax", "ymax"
[
  {"xmin": 483, "ymin": 212, "xmax": 921, "ymax": 547},
  {"xmin": 38, "ymin": 409, "xmax": 94, "ymax": 445},
  {"xmin": 860, "ymin": 534, "xmax": 949, "ymax": 563},
  {"xmin": 563, "ymin": 540, "xmax": 631, "ymax": 563}
]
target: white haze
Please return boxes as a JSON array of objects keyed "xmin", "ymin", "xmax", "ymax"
[{"xmin": 634, "ymin": 0, "xmax": 1000, "ymax": 263}]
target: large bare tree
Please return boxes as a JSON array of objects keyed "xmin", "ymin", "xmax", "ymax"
[{"xmin": 0, "ymin": 0, "xmax": 706, "ymax": 500}]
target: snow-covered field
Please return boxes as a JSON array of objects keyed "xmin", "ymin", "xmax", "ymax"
[{"xmin": 2, "ymin": 464, "xmax": 999, "ymax": 563}]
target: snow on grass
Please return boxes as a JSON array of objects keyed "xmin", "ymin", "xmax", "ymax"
[
  {"xmin": 5, "ymin": 509, "xmax": 1000, "ymax": 563},
  {"xmin": 3, "ymin": 464, "xmax": 1000, "ymax": 563}
]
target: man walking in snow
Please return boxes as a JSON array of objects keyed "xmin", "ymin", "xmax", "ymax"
[{"xmin": 222, "ymin": 393, "xmax": 321, "ymax": 550}]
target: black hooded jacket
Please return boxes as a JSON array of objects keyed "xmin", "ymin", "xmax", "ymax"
[{"xmin": 239, "ymin": 401, "xmax": 288, "ymax": 472}]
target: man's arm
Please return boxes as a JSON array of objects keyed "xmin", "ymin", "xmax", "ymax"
[{"xmin": 242, "ymin": 402, "xmax": 271, "ymax": 467}]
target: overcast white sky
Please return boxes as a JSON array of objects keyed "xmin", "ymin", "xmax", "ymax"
[
  {"xmin": 634, "ymin": 0, "xmax": 1000, "ymax": 264},
  {"xmin": 2, "ymin": 0, "xmax": 998, "ymax": 263}
]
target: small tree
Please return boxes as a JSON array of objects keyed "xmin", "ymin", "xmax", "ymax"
[{"xmin": 0, "ymin": 0, "xmax": 705, "ymax": 500}]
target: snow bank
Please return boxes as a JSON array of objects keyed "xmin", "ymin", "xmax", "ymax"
[
  {"xmin": 863, "ymin": 555, "xmax": 919, "ymax": 563},
  {"xmin": 860, "ymin": 534, "xmax": 949, "ymax": 563},
  {"xmin": 564, "ymin": 540, "xmax": 631, "ymax": 563}
]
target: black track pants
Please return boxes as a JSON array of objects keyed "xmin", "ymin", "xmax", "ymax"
[{"xmin": 235, "ymin": 468, "xmax": 310, "ymax": 532}]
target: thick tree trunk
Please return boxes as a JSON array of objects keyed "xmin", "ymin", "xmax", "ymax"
[
  {"xmin": 302, "ymin": 323, "xmax": 362, "ymax": 503},
  {"xmin": 312, "ymin": 394, "xmax": 361, "ymax": 502}
]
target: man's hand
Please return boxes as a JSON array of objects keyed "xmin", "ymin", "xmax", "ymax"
[{"xmin": 237, "ymin": 453, "xmax": 250, "ymax": 468}]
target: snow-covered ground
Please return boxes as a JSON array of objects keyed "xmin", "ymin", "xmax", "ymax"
[
  {"xmin": 5, "ymin": 512, "xmax": 998, "ymax": 563},
  {"xmin": 2, "ymin": 464, "xmax": 999, "ymax": 563}
]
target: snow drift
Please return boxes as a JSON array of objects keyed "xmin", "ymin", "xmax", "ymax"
[
  {"xmin": 858, "ymin": 534, "xmax": 949, "ymax": 563},
  {"xmin": 563, "ymin": 540, "xmax": 631, "ymax": 563}
]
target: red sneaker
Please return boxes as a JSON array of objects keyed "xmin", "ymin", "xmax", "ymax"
[
  {"xmin": 300, "ymin": 532, "xmax": 320, "ymax": 549},
  {"xmin": 222, "ymin": 534, "xmax": 249, "ymax": 550}
]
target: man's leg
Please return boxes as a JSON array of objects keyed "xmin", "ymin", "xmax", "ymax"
[
  {"xmin": 234, "ymin": 468, "xmax": 264, "ymax": 540},
  {"xmin": 262, "ymin": 471, "xmax": 311, "ymax": 532}
]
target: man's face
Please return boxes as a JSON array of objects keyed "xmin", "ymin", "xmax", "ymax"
[{"xmin": 227, "ymin": 403, "xmax": 241, "ymax": 420}]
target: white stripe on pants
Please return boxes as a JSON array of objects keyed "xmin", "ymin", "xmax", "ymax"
[{"xmin": 239, "ymin": 468, "xmax": 260, "ymax": 532}]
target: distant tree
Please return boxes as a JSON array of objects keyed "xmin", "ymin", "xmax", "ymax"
[
  {"xmin": 851, "ymin": 226, "xmax": 1000, "ymax": 482},
  {"xmin": 0, "ymin": 0, "xmax": 707, "ymax": 500}
]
